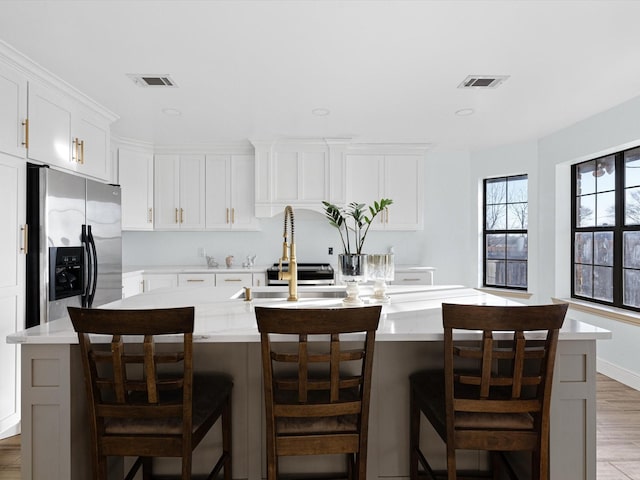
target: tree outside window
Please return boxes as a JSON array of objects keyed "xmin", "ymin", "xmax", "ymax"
[{"xmin": 483, "ymin": 175, "xmax": 528, "ymax": 289}]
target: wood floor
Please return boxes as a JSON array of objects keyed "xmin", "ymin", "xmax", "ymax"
[{"xmin": 1, "ymin": 374, "xmax": 639, "ymax": 479}]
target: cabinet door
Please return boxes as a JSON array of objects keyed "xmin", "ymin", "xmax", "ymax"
[
  {"xmin": 205, "ymin": 155, "xmax": 231, "ymax": 229},
  {"xmin": 384, "ymin": 155, "xmax": 423, "ymax": 230},
  {"xmin": 273, "ymin": 149, "xmax": 329, "ymax": 205},
  {"xmin": 154, "ymin": 154, "xmax": 180, "ymax": 230},
  {"xmin": 230, "ymin": 154, "xmax": 258, "ymax": 230},
  {"xmin": 122, "ymin": 274, "xmax": 144, "ymax": 298},
  {"xmin": 143, "ymin": 273, "xmax": 178, "ymax": 291},
  {"xmin": 27, "ymin": 82, "xmax": 72, "ymax": 167},
  {"xmin": 179, "ymin": 155, "xmax": 206, "ymax": 229},
  {"xmin": 0, "ymin": 154, "xmax": 25, "ymax": 437},
  {"xmin": 73, "ymin": 108, "xmax": 110, "ymax": 181},
  {"xmin": 119, "ymin": 148, "xmax": 154, "ymax": 230},
  {"xmin": 0, "ymin": 63, "xmax": 27, "ymax": 158},
  {"xmin": 346, "ymin": 154, "xmax": 385, "ymax": 229}
]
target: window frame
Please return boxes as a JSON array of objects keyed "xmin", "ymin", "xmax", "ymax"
[
  {"xmin": 571, "ymin": 147, "xmax": 640, "ymax": 312},
  {"xmin": 482, "ymin": 174, "xmax": 528, "ymax": 291}
]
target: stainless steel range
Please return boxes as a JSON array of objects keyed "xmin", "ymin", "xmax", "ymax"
[{"xmin": 266, "ymin": 263, "xmax": 335, "ymax": 286}]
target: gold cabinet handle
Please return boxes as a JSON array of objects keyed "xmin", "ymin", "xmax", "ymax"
[
  {"xmin": 72, "ymin": 138, "xmax": 78, "ymax": 162},
  {"xmin": 148, "ymin": 208, "xmax": 153, "ymax": 223},
  {"xmin": 20, "ymin": 224, "xmax": 28, "ymax": 254},
  {"xmin": 175, "ymin": 208, "xmax": 179, "ymax": 224},
  {"xmin": 226, "ymin": 208, "xmax": 230, "ymax": 224},
  {"xmin": 187, "ymin": 279, "xmax": 205, "ymax": 283},
  {"xmin": 180, "ymin": 208, "xmax": 184, "ymax": 223},
  {"xmin": 21, "ymin": 119, "xmax": 29, "ymax": 148},
  {"xmin": 78, "ymin": 139, "xmax": 84, "ymax": 164},
  {"xmin": 224, "ymin": 278, "xmax": 243, "ymax": 282},
  {"xmin": 231, "ymin": 207, "xmax": 235, "ymax": 224}
]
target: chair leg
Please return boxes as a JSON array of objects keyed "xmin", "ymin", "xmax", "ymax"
[
  {"xmin": 142, "ymin": 457, "xmax": 153, "ymax": 480},
  {"xmin": 96, "ymin": 454, "xmax": 108, "ymax": 480},
  {"xmin": 446, "ymin": 443, "xmax": 457, "ymax": 480},
  {"xmin": 223, "ymin": 394, "xmax": 232, "ymax": 480},
  {"xmin": 409, "ymin": 387, "xmax": 420, "ymax": 480},
  {"xmin": 181, "ymin": 449, "xmax": 192, "ymax": 480}
]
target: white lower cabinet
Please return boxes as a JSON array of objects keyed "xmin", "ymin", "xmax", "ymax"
[
  {"xmin": 216, "ymin": 272, "xmax": 253, "ymax": 287},
  {"xmin": 178, "ymin": 273, "xmax": 215, "ymax": 287},
  {"xmin": 122, "ymin": 272, "xmax": 144, "ymax": 298},
  {"xmin": 0, "ymin": 154, "xmax": 25, "ymax": 439},
  {"xmin": 143, "ymin": 273, "xmax": 178, "ymax": 291},
  {"xmin": 392, "ymin": 270, "xmax": 434, "ymax": 285}
]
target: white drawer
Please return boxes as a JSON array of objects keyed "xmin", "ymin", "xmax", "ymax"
[
  {"xmin": 216, "ymin": 273, "xmax": 253, "ymax": 287},
  {"xmin": 392, "ymin": 272, "xmax": 433, "ymax": 285},
  {"xmin": 178, "ymin": 273, "xmax": 215, "ymax": 287}
]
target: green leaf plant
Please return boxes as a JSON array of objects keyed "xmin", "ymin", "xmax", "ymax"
[{"xmin": 322, "ymin": 198, "xmax": 393, "ymax": 255}]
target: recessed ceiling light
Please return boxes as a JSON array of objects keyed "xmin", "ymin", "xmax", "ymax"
[
  {"xmin": 312, "ymin": 108, "xmax": 330, "ymax": 116},
  {"xmin": 455, "ymin": 108, "xmax": 475, "ymax": 117},
  {"xmin": 162, "ymin": 108, "xmax": 182, "ymax": 116}
]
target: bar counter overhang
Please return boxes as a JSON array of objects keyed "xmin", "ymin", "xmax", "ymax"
[{"xmin": 8, "ymin": 284, "xmax": 610, "ymax": 479}]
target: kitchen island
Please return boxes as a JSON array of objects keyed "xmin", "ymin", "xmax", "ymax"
[{"xmin": 8, "ymin": 284, "xmax": 610, "ymax": 480}]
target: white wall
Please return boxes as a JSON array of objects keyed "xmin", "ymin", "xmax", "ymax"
[{"xmin": 470, "ymin": 95, "xmax": 640, "ymax": 389}]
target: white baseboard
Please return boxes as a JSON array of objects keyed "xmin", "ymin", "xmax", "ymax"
[
  {"xmin": 0, "ymin": 419, "xmax": 20, "ymax": 440},
  {"xmin": 597, "ymin": 357, "xmax": 640, "ymax": 391}
]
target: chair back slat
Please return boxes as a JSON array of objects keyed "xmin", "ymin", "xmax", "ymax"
[
  {"xmin": 442, "ymin": 303, "xmax": 567, "ymax": 419},
  {"xmin": 255, "ymin": 305, "xmax": 381, "ymax": 479}
]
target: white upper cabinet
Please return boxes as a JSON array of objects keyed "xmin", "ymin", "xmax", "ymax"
[
  {"xmin": 119, "ymin": 147, "xmax": 154, "ymax": 230},
  {"xmin": 0, "ymin": 62, "xmax": 27, "ymax": 158},
  {"xmin": 205, "ymin": 154, "xmax": 258, "ymax": 230},
  {"xmin": 346, "ymin": 152, "xmax": 424, "ymax": 230},
  {"xmin": 26, "ymin": 81, "xmax": 113, "ymax": 182},
  {"xmin": 154, "ymin": 154, "xmax": 205, "ymax": 230},
  {"xmin": 253, "ymin": 139, "xmax": 347, "ymax": 217}
]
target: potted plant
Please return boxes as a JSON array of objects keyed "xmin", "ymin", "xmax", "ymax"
[{"xmin": 322, "ymin": 198, "xmax": 393, "ymax": 305}]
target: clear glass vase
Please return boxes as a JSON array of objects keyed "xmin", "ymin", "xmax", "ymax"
[
  {"xmin": 367, "ymin": 253, "xmax": 395, "ymax": 303},
  {"xmin": 337, "ymin": 254, "xmax": 368, "ymax": 306}
]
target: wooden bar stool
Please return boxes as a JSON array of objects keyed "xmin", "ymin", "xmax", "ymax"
[
  {"xmin": 68, "ymin": 306, "xmax": 232, "ymax": 480},
  {"xmin": 254, "ymin": 305, "xmax": 381, "ymax": 480},
  {"xmin": 409, "ymin": 303, "xmax": 567, "ymax": 480}
]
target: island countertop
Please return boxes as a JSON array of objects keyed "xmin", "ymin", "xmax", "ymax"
[{"xmin": 7, "ymin": 284, "xmax": 610, "ymax": 344}]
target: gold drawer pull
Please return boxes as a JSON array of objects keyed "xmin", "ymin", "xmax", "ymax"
[
  {"xmin": 224, "ymin": 278, "xmax": 243, "ymax": 282},
  {"xmin": 187, "ymin": 279, "xmax": 205, "ymax": 283}
]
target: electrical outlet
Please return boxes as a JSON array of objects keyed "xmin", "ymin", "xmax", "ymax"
[{"xmin": 328, "ymin": 247, "xmax": 333, "ymax": 255}]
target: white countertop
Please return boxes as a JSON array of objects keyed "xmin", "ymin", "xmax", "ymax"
[{"xmin": 7, "ymin": 284, "xmax": 611, "ymax": 345}]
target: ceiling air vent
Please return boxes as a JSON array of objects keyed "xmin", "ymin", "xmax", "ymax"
[
  {"xmin": 458, "ymin": 75, "xmax": 509, "ymax": 89},
  {"xmin": 127, "ymin": 74, "xmax": 178, "ymax": 88}
]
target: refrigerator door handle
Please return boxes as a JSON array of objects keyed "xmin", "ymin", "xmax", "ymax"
[
  {"xmin": 87, "ymin": 225, "xmax": 98, "ymax": 308},
  {"xmin": 81, "ymin": 224, "xmax": 90, "ymax": 307}
]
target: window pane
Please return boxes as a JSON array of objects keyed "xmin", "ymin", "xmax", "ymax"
[
  {"xmin": 594, "ymin": 232, "xmax": 613, "ymax": 266},
  {"xmin": 623, "ymin": 231, "xmax": 640, "ymax": 269},
  {"xmin": 486, "ymin": 179, "xmax": 506, "ymax": 205},
  {"xmin": 507, "ymin": 176, "xmax": 527, "ymax": 203},
  {"xmin": 577, "ymin": 161, "xmax": 596, "ymax": 196},
  {"xmin": 508, "ymin": 203, "xmax": 528, "ymax": 229},
  {"xmin": 507, "ymin": 234, "xmax": 527, "ymax": 260},
  {"xmin": 593, "ymin": 266, "xmax": 613, "ymax": 302},
  {"xmin": 623, "ymin": 269, "xmax": 640, "ymax": 307},
  {"xmin": 486, "ymin": 204, "xmax": 506, "ymax": 230},
  {"xmin": 596, "ymin": 191, "xmax": 615, "ymax": 226},
  {"xmin": 624, "ymin": 148, "xmax": 640, "ymax": 188},
  {"xmin": 575, "ymin": 232, "xmax": 593, "ymax": 264},
  {"xmin": 487, "ymin": 234, "xmax": 506, "ymax": 259},
  {"xmin": 574, "ymin": 264, "xmax": 592, "ymax": 297},
  {"xmin": 625, "ymin": 187, "xmax": 640, "ymax": 225},
  {"xmin": 595, "ymin": 155, "xmax": 615, "ymax": 192},
  {"xmin": 577, "ymin": 195, "xmax": 595, "ymax": 227},
  {"xmin": 506, "ymin": 261, "xmax": 527, "ymax": 287},
  {"xmin": 486, "ymin": 260, "xmax": 505, "ymax": 286}
]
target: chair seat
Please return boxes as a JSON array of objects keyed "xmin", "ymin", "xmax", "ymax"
[
  {"xmin": 105, "ymin": 374, "xmax": 233, "ymax": 435},
  {"xmin": 411, "ymin": 370, "xmax": 535, "ymax": 439},
  {"xmin": 274, "ymin": 386, "xmax": 359, "ymax": 435}
]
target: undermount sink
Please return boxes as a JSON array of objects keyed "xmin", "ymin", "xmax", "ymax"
[{"xmin": 231, "ymin": 287, "xmax": 345, "ymax": 300}]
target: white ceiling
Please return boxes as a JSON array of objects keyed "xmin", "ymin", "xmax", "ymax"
[{"xmin": 1, "ymin": 0, "xmax": 640, "ymax": 151}]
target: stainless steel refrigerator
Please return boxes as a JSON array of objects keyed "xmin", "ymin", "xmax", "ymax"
[{"xmin": 26, "ymin": 164, "xmax": 122, "ymax": 327}]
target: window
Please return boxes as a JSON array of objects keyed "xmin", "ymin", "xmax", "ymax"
[
  {"xmin": 483, "ymin": 175, "xmax": 528, "ymax": 289},
  {"xmin": 572, "ymin": 147, "xmax": 640, "ymax": 310}
]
